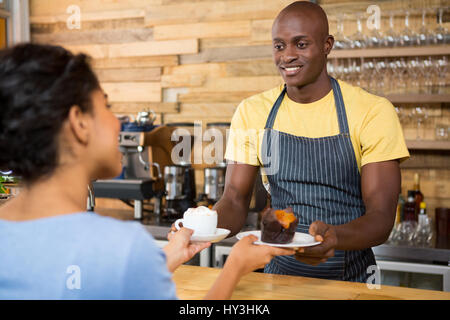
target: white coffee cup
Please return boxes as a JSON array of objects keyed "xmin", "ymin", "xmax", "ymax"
[{"xmin": 174, "ymin": 206, "xmax": 218, "ymax": 235}]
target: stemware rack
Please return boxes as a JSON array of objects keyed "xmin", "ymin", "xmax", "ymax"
[
  {"xmin": 329, "ymin": 46, "xmax": 450, "ymax": 59},
  {"xmin": 328, "ymin": 46, "xmax": 449, "ymax": 151}
]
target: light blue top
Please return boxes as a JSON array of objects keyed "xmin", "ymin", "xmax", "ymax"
[{"xmin": 0, "ymin": 212, "xmax": 177, "ymax": 299}]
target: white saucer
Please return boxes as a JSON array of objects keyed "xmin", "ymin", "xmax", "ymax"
[
  {"xmin": 236, "ymin": 230, "xmax": 321, "ymax": 248},
  {"xmin": 191, "ymin": 228, "xmax": 231, "ymax": 243}
]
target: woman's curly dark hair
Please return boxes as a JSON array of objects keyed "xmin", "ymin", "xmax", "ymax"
[{"xmin": 0, "ymin": 43, "xmax": 100, "ymax": 183}]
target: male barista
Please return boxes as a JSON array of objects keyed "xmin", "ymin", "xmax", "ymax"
[{"xmin": 215, "ymin": 1, "xmax": 410, "ymax": 282}]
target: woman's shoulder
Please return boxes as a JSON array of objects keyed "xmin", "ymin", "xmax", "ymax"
[
  {"xmin": 20, "ymin": 212, "xmax": 157, "ymax": 254},
  {"xmin": 77, "ymin": 212, "xmax": 143, "ymax": 229},
  {"xmin": 72, "ymin": 212, "xmax": 154, "ymax": 245}
]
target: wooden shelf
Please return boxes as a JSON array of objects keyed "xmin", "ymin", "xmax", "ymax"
[
  {"xmin": 329, "ymin": 46, "xmax": 450, "ymax": 59},
  {"xmin": 385, "ymin": 94, "xmax": 450, "ymax": 103},
  {"xmin": 406, "ymin": 140, "xmax": 450, "ymax": 151}
]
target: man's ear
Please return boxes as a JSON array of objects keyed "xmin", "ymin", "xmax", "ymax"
[
  {"xmin": 67, "ymin": 105, "xmax": 90, "ymax": 145},
  {"xmin": 324, "ymin": 35, "xmax": 334, "ymax": 55}
]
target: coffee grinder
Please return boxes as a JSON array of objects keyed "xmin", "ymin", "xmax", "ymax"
[
  {"xmin": 199, "ymin": 165, "xmax": 226, "ymax": 206},
  {"xmin": 163, "ymin": 165, "xmax": 196, "ymax": 221},
  {"xmin": 196, "ymin": 122, "xmax": 229, "ymax": 207},
  {"xmin": 162, "ymin": 123, "xmax": 199, "ymax": 221}
]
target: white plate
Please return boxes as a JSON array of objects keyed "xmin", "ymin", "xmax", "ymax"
[
  {"xmin": 191, "ymin": 228, "xmax": 231, "ymax": 243},
  {"xmin": 235, "ymin": 230, "xmax": 321, "ymax": 248}
]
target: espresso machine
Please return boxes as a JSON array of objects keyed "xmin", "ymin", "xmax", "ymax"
[
  {"xmin": 161, "ymin": 123, "xmax": 199, "ymax": 221},
  {"xmin": 92, "ymin": 110, "xmax": 168, "ymax": 220}
]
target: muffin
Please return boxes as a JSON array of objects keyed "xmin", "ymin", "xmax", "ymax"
[{"xmin": 260, "ymin": 207, "xmax": 298, "ymax": 244}]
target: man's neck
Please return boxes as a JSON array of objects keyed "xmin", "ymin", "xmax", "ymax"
[{"xmin": 286, "ymin": 71, "xmax": 332, "ymax": 104}]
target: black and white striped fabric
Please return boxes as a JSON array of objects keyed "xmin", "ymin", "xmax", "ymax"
[{"xmin": 261, "ymin": 78, "xmax": 376, "ymax": 282}]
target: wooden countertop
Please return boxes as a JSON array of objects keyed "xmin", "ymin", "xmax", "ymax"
[{"xmin": 173, "ymin": 265, "xmax": 450, "ymax": 300}]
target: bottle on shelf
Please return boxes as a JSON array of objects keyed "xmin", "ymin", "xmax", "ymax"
[
  {"xmin": 418, "ymin": 201, "xmax": 427, "ymax": 219},
  {"xmin": 396, "ymin": 194, "xmax": 405, "ymax": 224},
  {"xmin": 403, "ymin": 190, "xmax": 417, "ymax": 222},
  {"xmin": 413, "ymin": 173, "xmax": 424, "ymax": 217},
  {"xmin": 386, "ymin": 193, "xmax": 405, "ymax": 245},
  {"xmin": 412, "ymin": 201, "xmax": 433, "ymax": 247},
  {"xmin": 394, "ymin": 192, "xmax": 418, "ymax": 246}
]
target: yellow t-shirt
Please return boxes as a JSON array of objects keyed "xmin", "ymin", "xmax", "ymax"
[{"xmin": 224, "ymin": 80, "xmax": 410, "ymax": 182}]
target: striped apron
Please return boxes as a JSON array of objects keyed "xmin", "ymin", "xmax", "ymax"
[{"xmin": 261, "ymin": 77, "xmax": 376, "ymax": 282}]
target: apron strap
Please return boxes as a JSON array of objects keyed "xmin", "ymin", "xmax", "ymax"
[
  {"xmin": 264, "ymin": 78, "xmax": 350, "ymax": 134},
  {"xmin": 330, "ymin": 77, "xmax": 350, "ymax": 134},
  {"xmin": 264, "ymin": 85, "xmax": 286, "ymax": 129}
]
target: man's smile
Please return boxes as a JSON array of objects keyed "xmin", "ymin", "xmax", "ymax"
[{"xmin": 280, "ymin": 65, "xmax": 303, "ymax": 76}]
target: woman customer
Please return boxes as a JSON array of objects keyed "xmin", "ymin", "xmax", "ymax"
[{"xmin": 0, "ymin": 43, "xmax": 294, "ymax": 299}]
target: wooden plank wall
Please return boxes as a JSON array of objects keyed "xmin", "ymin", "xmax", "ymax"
[{"xmin": 29, "ymin": 0, "xmax": 449, "ymax": 220}]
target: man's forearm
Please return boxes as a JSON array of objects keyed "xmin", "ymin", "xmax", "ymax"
[
  {"xmin": 214, "ymin": 163, "xmax": 258, "ymax": 237},
  {"xmin": 336, "ymin": 160, "xmax": 399, "ymax": 251},
  {"xmin": 214, "ymin": 193, "xmax": 250, "ymax": 237},
  {"xmin": 333, "ymin": 210, "xmax": 394, "ymax": 251}
]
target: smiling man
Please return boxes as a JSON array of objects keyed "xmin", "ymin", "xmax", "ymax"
[{"xmin": 215, "ymin": 1, "xmax": 410, "ymax": 282}]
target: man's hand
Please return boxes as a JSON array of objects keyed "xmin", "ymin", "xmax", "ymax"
[
  {"xmin": 163, "ymin": 227, "xmax": 211, "ymax": 273},
  {"xmin": 294, "ymin": 220, "xmax": 338, "ymax": 265}
]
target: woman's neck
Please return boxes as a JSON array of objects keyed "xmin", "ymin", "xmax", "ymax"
[{"xmin": 0, "ymin": 166, "xmax": 90, "ymax": 221}]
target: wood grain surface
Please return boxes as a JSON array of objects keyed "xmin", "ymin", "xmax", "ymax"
[{"xmin": 173, "ymin": 265, "xmax": 450, "ymax": 300}]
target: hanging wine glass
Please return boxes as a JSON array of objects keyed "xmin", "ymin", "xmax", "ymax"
[
  {"xmin": 364, "ymin": 59, "xmax": 376, "ymax": 93},
  {"xmin": 350, "ymin": 58, "xmax": 361, "ymax": 86},
  {"xmin": 394, "ymin": 106, "xmax": 407, "ymax": 125},
  {"xmin": 345, "ymin": 58, "xmax": 354, "ymax": 85},
  {"xmin": 393, "ymin": 57, "xmax": 408, "ymax": 93},
  {"xmin": 367, "ymin": 29, "xmax": 383, "ymax": 48},
  {"xmin": 375, "ymin": 59, "xmax": 387, "ymax": 95},
  {"xmin": 417, "ymin": 9, "xmax": 432, "ymax": 46},
  {"xmin": 410, "ymin": 106, "xmax": 428, "ymax": 140},
  {"xmin": 434, "ymin": 55, "xmax": 448, "ymax": 94},
  {"xmin": 341, "ymin": 58, "xmax": 351, "ymax": 82},
  {"xmin": 332, "ymin": 58, "xmax": 343, "ymax": 79},
  {"xmin": 383, "ymin": 11, "xmax": 399, "ymax": 47},
  {"xmin": 353, "ymin": 58, "xmax": 362, "ymax": 87},
  {"xmin": 432, "ymin": 8, "xmax": 448, "ymax": 45},
  {"xmin": 406, "ymin": 57, "xmax": 421, "ymax": 94},
  {"xmin": 334, "ymin": 14, "xmax": 351, "ymax": 50},
  {"xmin": 358, "ymin": 57, "xmax": 366, "ymax": 90},
  {"xmin": 360, "ymin": 59, "xmax": 369, "ymax": 91},
  {"xmin": 422, "ymin": 56, "xmax": 435, "ymax": 93},
  {"xmin": 399, "ymin": 11, "xmax": 419, "ymax": 46},
  {"xmin": 349, "ymin": 12, "xmax": 368, "ymax": 49},
  {"xmin": 367, "ymin": 11, "xmax": 383, "ymax": 47},
  {"xmin": 327, "ymin": 60, "xmax": 335, "ymax": 78},
  {"xmin": 386, "ymin": 58, "xmax": 399, "ymax": 94}
]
